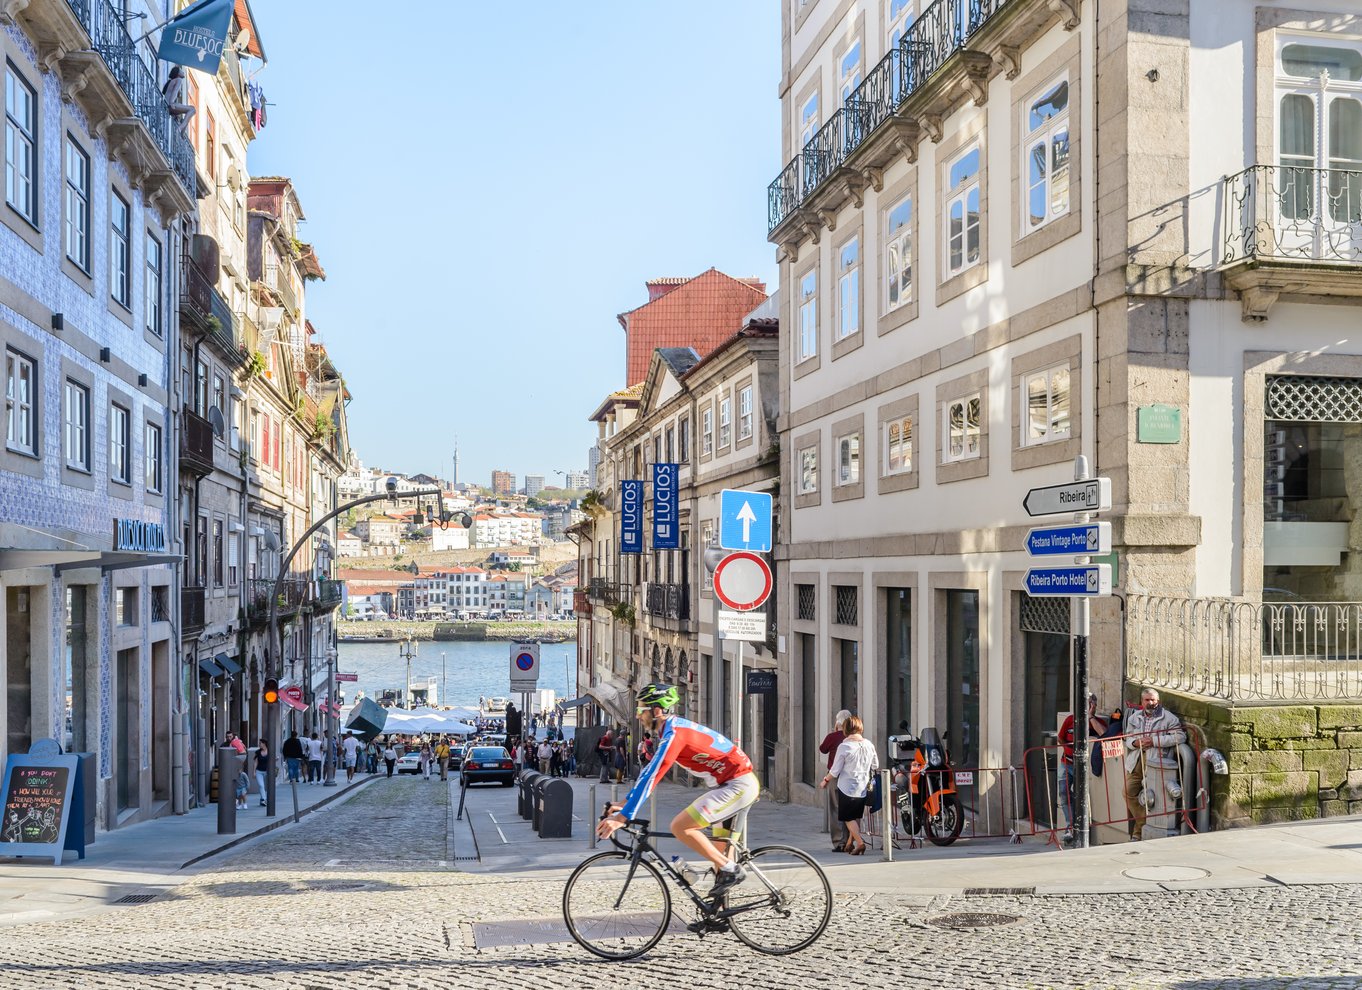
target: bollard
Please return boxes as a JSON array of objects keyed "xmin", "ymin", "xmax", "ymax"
[
  {"xmin": 589, "ymin": 784, "xmax": 598, "ymax": 848},
  {"xmin": 611, "ymin": 783, "xmax": 619, "ymax": 807},
  {"xmin": 880, "ymin": 769, "xmax": 893, "ymax": 862},
  {"xmin": 290, "ymin": 778, "xmax": 300, "ymax": 824},
  {"xmin": 216, "ymin": 747, "xmax": 238, "ymax": 835}
]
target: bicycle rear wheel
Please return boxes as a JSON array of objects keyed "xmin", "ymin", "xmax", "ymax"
[
  {"xmin": 727, "ymin": 845, "xmax": 831, "ymax": 955},
  {"xmin": 562, "ymin": 851, "xmax": 672, "ymax": 960}
]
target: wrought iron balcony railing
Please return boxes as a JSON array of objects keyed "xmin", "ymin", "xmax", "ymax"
[
  {"xmin": 65, "ymin": 0, "xmax": 195, "ymax": 194},
  {"xmin": 245, "ymin": 576, "xmax": 309, "ymax": 623},
  {"xmin": 767, "ymin": 0, "xmax": 1011, "ymax": 233},
  {"xmin": 179, "ymin": 406, "xmax": 215, "ymax": 475},
  {"xmin": 1222, "ymin": 164, "xmax": 1362, "ymax": 267},
  {"xmin": 182, "ymin": 260, "xmax": 247, "ymax": 365},
  {"xmin": 312, "ymin": 578, "xmax": 344, "ymax": 611},
  {"xmin": 644, "ymin": 583, "xmax": 691, "ymax": 621},
  {"xmin": 181, "ymin": 584, "xmax": 205, "ymax": 631}
]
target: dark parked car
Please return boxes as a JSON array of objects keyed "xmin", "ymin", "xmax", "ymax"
[
  {"xmin": 461, "ymin": 746, "xmax": 516, "ymax": 786},
  {"xmin": 447, "ymin": 744, "xmax": 466, "ymax": 771}
]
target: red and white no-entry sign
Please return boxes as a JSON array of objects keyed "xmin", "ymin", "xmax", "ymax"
[{"xmin": 712, "ymin": 551, "xmax": 772, "ymax": 612}]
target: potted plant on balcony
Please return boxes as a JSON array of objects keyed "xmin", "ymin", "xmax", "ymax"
[
  {"xmin": 609, "ymin": 601, "xmax": 635, "ymax": 625},
  {"xmin": 581, "ymin": 490, "xmax": 607, "ymax": 519},
  {"xmin": 244, "ymin": 351, "xmax": 266, "ymax": 381}
]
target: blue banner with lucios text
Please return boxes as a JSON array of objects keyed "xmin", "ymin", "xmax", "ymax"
[
  {"xmin": 157, "ymin": 0, "xmax": 235, "ymax": 74},
  {"xmin": 652, "ymin": 463, "xmax": 679, "ymax": 550},
  {"xmin": 620, "ymin": 480, "xmax": 643, "ymax": 554}
]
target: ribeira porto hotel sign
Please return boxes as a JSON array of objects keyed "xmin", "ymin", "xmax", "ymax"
[{"xmin": 113, "ymin": 518, "xmax": 168, "ymax": 554}]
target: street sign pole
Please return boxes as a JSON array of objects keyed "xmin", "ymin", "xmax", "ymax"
[{"xmin": 1072, "ymin": 455, "xmax": 1093, "ymax": 850}]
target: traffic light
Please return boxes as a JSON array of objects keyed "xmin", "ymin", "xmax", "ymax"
[{"xmin": 263, "ymin": 678, "xmax": 279, "ymax": 705}]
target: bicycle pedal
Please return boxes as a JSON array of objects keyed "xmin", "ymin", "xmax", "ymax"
[{"xmin": 686, "ymin": 917, "xmax": 730, "ymax": 935}]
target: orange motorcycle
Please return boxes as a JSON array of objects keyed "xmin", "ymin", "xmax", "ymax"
[{"xmin": 888, "ymin": 726, "xmax": 964, "ymax": 846}]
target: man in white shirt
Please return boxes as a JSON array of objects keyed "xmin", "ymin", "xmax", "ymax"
[
  {"xmin": 341, "ymin": 733, "xmax": 361, "ymax": 783},
  {"xmin": 306, "ymin": 733, "xmax": 324, "ymax": 783},
  {"xmin": 537, "ymin": 739, "xmax": 553, "ymax": 774}
]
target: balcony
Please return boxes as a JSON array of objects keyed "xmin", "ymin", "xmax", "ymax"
[
  {"xmin": 181, "ymin": 585, "xmax": 205, "ymax": 632},
  {"xmin": 587, "ymin": 577, "xmax": 621, "ymax": 605},
  {"xmin": 1221, "ymin": 164, "xmax": 1362, "ymax": 321},
  {"xmin": 262, "ymin": 262, "xmax": 299, "ymax": 315},
  {"xmin": 179, "ymin": 407, "xmax": 215, "ymax": 476},
  {"xmin": 181, "ymin": 260, "xmax": 247, "ymax": 365},
  {"xmin": 767, "ymin": 0, "xmax": 1063, "ymax": 245},
  {"xmin": 310, "ymin": 579, "xmax": 344, "ymax": 613},
  {"xmin": 645, "ymin": 583, "xmax": 691, "ymax": 622},
  {"xmin": 245, "ymin": 576, "xmax": 309, "ymax": 625}
]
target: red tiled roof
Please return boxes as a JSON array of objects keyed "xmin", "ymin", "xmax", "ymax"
[{"xmin": 617, "ymin": 269, "xmax": 767, "ymax": 385}]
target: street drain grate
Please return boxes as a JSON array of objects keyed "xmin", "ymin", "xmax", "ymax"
[
  {"xmin": 113, "ymin": 893, "xmax": 160, "ymax": 905},
  {"xmin": 926, "ymin": 911, "xmax": 1024, "ymax": 930},
  {"xmin": 963, "ymin": 887, "xmax": 1035, "ymax": 896},
  {"xmin": 301, "ymin": 880, "xmax": 372, "ymax": 893}
]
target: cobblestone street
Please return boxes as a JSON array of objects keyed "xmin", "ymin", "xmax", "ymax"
[{"xmin": 1, "ymin": 777, "xmax": 1360, "ymax": 990}]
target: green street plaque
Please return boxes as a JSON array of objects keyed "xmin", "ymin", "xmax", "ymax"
[
  {"xmin": 1137, "ymin": 404, "xmax": 1182, "ymax": 444},
  {"xmin": 1092, "ymin": 551, "xmax": 1120, "ymax": 586}
]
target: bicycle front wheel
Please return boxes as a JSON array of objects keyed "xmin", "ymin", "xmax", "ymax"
[
  {"xmin": 562, "ymin": 851, "xmax": 672, "ymax": 960},
  {"xmin": 727, "ymin": 845, "xmax": 831, "ymax": 955}
]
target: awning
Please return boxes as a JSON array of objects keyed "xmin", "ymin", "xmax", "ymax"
[
  {"xmin": 215, "ymin": 653, "xmax": 242, "ymax": 676},
  {"xmin": 282, "ymin": 693, "xmax": 309, "ymax": 712},
  {"xmin": 0, "ymin": 549, "xmax": 181, "ymax": 573},
  {"xmin": 557, "ymin": 696, "xmax": 591, "ymax": 709},
  {"xmin": 198, "ymin": 657, "xmax": 225, "ymax": 677},
  {"xmin": 584, "ymin": 679, "xmax": 632, "ymax": 724}
]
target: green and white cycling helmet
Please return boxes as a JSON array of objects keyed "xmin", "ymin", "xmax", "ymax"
[{"xmin": 636, "ymin": 682, "xmax": 680, "ymax": 711}]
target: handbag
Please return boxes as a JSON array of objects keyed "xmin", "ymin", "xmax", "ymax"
[{"xmin": 865, "ymin": 767, "xmax": 883, "ymax": 813}]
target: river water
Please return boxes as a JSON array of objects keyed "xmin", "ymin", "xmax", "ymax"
[{"xmin": 335, "ymin": 639, "xmax": 578, "ymax": 711}]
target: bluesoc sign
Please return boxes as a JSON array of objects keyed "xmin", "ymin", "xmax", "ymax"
[
  {"xmin": 620, "ymin": 480, "xmax": 644, "ymax": 554},
  {"xmin": 157, "ymin": 0, "xmax": 235, "ymax": 74},
  {"xmin": 652, "ymin": 463, "xmax": 679, "ymax": 550}
]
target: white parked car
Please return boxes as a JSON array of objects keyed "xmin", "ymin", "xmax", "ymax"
[{"xmin": 395, "ymin": 751, "xmax": 423, "ymax": 775}]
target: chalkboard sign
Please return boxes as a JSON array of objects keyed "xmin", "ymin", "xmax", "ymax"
[{"xmin": 0, "ymin": 753, "xmax": 85, "ymax": 864}]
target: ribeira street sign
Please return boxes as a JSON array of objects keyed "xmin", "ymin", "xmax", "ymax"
[{"xmin": 1022, "ymin": 478, "xmax": 1112, "ymax": 518}]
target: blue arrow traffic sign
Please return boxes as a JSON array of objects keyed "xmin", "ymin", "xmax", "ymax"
[
  {"xmin": 1024, "ymin": 564, "xmax": 1112, "ymax": 597},
  {"xmin": 719, "ymin": 488, "xmax": 772, "ymax": 552},
  {"xmin": 1025, "ymin": 522, "xmax": 1112, "ymax": 557}
]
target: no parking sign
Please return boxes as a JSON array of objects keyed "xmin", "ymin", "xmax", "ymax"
[{"xmin": 510, "ymin": 642, "xmax": 540, "ymax": 692}]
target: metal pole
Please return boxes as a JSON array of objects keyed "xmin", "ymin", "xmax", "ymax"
[
  {"xmin": 323, "ymin": 648, "xmax": 337, "ymax": 786},
  {"xmin": 1073, "ymin": 455, "xmax": 1092, "ymax": 849},
  {"xmin": 880, "ymin": 768, "xmax": 893, "ymax": 861},
  {"xmin": 733, "ymin": 640, "xmax": 744, "ymax": 751},
  {"xmin": 442, "ymin": 652, "xmax": 447, "ymax": 708},
  {"xmin": 217, "ymin": 746, "xmax": 237, "ymax": 834},
  {"xmin": 589, "ymin": 783, "xmax": 598, "ymax": 848}
]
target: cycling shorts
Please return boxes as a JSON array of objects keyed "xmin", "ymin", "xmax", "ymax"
[{"xmin": 683, "ymin": 772, "xmax": 759, "ymax": 827}]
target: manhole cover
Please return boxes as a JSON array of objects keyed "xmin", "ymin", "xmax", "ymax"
[
  {"xmin": 1121, "ymin": 866, "xmax": 1210, "ymax": 882},
  {"xmin": 926, "ymin": 911, "xmax": 1024, "ymax": 930}
]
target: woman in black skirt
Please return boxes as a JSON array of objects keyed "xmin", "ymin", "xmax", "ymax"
[{"xmin": 818, "ymin": 714, "xmax": 878, "ymax": 854}]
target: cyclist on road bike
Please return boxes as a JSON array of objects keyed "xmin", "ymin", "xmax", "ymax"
[{"xmin": 595, "ymin": 682, "xmax": 758, "ymax": 899}]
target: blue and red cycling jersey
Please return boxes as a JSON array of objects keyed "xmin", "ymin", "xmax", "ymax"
[{"xmin": 618, "ymin": 716, "xmax": 754, "ymax": 820}]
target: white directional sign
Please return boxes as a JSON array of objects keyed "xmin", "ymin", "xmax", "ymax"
[
  {"xmin": 1025, "ymin": 522, "xmax": 1112, "ymax": 557},
  {"xmin": 718, "ymin": 610, "xmax": 767, "ymax": 641},
  {"xmin": 1023, "ymin": 477, "xmax": 1112, "ymax": 518},
  {"xmin": 1024, "ymin": 564, "xmax": 1112, "ymax": 597}
]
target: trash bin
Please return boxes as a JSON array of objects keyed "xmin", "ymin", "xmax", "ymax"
[
  {"xmin": 518, "ymin": 771, "xmax": 542, "ymax": 821},
  {"xmin": 531, "ymin": 775, "xmax": 548, "ymax": 831},
  {"xmin": 538, "ymin": 778, "xmax": 573, "ymax": 838}
]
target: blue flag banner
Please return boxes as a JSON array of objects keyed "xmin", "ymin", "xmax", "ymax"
[
  {"xmin": 652, "ymin": 463, "xmax": 679, "ymax": 550},
  {"xmin": 620, "ymin": 480, "xmax": 643, "ymax": 554},
  {"xmin": 157, "ymin": 0, "xmax": 235, "ymax": 74}
]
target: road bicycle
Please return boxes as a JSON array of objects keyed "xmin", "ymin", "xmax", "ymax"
[{"xmin": 562, "ymin": 805, "xmax": 832, "ymax": 960}]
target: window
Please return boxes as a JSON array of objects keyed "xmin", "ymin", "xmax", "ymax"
[
  {"xmin": 6, "ymin": 64, "xmax": 37, "ymax": 225},
  {"xmin": 665, "ymin": 425, "xmax": 675, "ymax": 463},
  {"xmin": 886, "ymin": 196, "xmax": 913, "ymax": 311},
  {"xmin": 195, "ymin": 359, "xmax": 208, "ymax": 415},
  {"xmin": 145, "ymin": 233, "xmax": 162, "ymax": 336},
  {"xmin": 943, "ymin": 394, "xmax": 982, "ymax": 462},
  {"xmin": 110, "ymin": 192, "xmax": 131, "ymax": 307},
  {"xmin": 1022, "ymin": 366, "xmax": 1071, "ymax": 445},
  {"xmin": 945, "ymin": 145, "xmax": 981, "ymax": 278},
  {"xmin": 718, "ymin": 395, "xmax": 731, "ymax": 449},
  {"xmin": 213, "ymin": 374, "xmax": 225, "ymax": 419},
  {"xmin": 679, "ymin": 415, "xmax": 691, "ymax": 462},
  {"xmin": 186, "ymin": 75, "xmax": 199, "ymax": 149},
  {"xmin": 213, "ymin": 519, "xmax": 224, "ymax": 586},
  {"xmin": 110, "ymin": 403, "xmax": 130, "ymax": 483},
  {"xmin": 64, "ymin": 137, "xmax": 90, "ymax": 269},
  {"xmin": 1023, "ymin": 77, "xmax": 1071, "ymax": 233},
  {"xmin": 888, "ymin": 0, "xmax": 914, "ymax": 48},
  {"xmin": 116, "ymin": 587, "xmax": 138, "ymax": 626},
  {"xmin": 839, "ymin": 41, "xmax": 863, "ymax": 104},
  {"xmin": 886, "ymin": 416, "xmax": 913, "ymax": 474},
  {"xmin": 205, "ymin": 109, "xmax": 217, "ymax": 180},
  {"xmin": 5, "ymin": 349, "xmax": 35, "ymax": 455},
  {"xmin": 738, "ymin": 385, "xmax": 753, "ymax": 440},
  {"xmin": 837, "ymin": 236, "xmax": 860, "ymax": 339},
  {"xmin": 836, "ymin": 434, "xmax": 860, "ymax": 485},
  {"xmin": 799, "ymin": 92, "xmax": 819, "ymax": 145},
  {"xmin": 145, "ymin": 421, "xmax": 162, "ymax": 492},
  {"xmin": 702, "ymin": 407, "xmax": 714, "ymax": 457},
  {"xmin": 799, "ymin": 446, "xmax": 818, "ymax": 493},
  {"xmin": 1277, "ymin": 41, "xmax": 1362, "ymax": 223},
  {"xmin": 64, "ymin": 379, "xmax": 89, "ymax": 470},
  {"xmin": 798, "ymin": 269, "xmax": 817, "ymax": 361}
]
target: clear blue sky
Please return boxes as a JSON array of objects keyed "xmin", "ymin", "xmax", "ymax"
[{"xmin": 247, "ymin": 2, "xmax": 780, "ymax": 488}]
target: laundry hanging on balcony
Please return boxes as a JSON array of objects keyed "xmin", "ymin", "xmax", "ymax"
[
  {"xmin": 247, "ymin": 82, "xmax": 268, "ymax": 131},
  {"xmin": 157, "ymin": 0, "xmax": 236, "ymax": 75}
]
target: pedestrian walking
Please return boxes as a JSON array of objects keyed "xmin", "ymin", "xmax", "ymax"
[
  {"xmin": 435, "ymin": 737, "xmax": 451, "ymax": 781},
  {"xmin": 549, "ymin": 741, "xmax": 563, "ymax": 777},
  {"xmin": 306, "ymin": 733, "xmax": 323, "ymax": 783},
  {"xmin": 638, "ymin": 731, "xmax": 655, "ymax": 768},
  {"xmin": 596, "ymin": 729, "xmax": 613, "ymax": 783},
  {"xmin": 613, "ymin": 730, "xmax": 628, "ymax": 783},
  {"xmin": 383, "ymin": 742, "xmax": 397, "ymax": 778},
  {"xmin": 537, "ymin": 738, "xmax": 553, "ymax": 774},
  {"xmin": 282, "ymin": 731, "xmax": 304, "ymax": 783},
  {"xmin": 224, "ymin": 731, "xmax": 246, "ymax": 756},
  {"xmin": 819, "ymin": 710, "xmax": 852, "ymax": 851},
  {"xmin": 234, "ymin": 767, "xmax": 249, "ymax": 811},
  {"xmin": 820, "ymin": 714, "xmax": 878, "ymax": 855},
  {"xmin": 419, "ymin": 740, "xmax": 433, "ymax": 781},
  {"xmin": 253, "ymin": 739, "xmax": 271, "ymax": 807},
  {"xmin": 342, "ymin": 732, "xmax": 360, "ymax": 783}
]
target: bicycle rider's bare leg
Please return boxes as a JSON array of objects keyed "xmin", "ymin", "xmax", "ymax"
[{"xmin": 670, "ymin": 810, "xmax": 730, "ymax": 871}]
